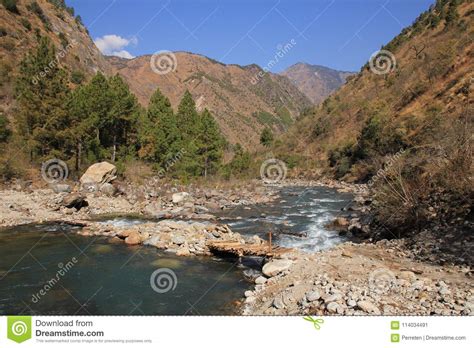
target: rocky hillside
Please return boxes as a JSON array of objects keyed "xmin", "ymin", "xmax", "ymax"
[
  {"xmin": 107, "ymin": 53, "xmax": 312, "ymax": 148},
  {"xmin": 0, "ymin": 0, "xmax": 111, "ymax": 120},
  {"xmin": 280, "ymin": 62, "xmax": 354, "ymax": 104},
  {"xmin": 278, "ymin": 0, "xmax": 472, "ymax": 235}
]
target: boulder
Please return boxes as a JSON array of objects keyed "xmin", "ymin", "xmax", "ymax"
[
  {"xmin": 262, "ymin": 259, "xmax": 292, "ymax": 277},
  {"xmin": 62, "ymin": 193, "xmax": 88, "ymax": 210},
  {"xmin": 306, "ymin": 290, "xmax": 321, "ymax": 302},
  {"xmin": 172, "ymin": 192, "xmax": 191, "ymax": 205},
  {"xmin": 51, "ymin": 184, "xmax": 72, "ymax": 193},
  {"xmin": 80, "ymin": 162, "xmax": 117, "ymax": 185},
  {"xmin": 99, "ymin": 183, "xmax": 117, "ymax": 196},
  {"xmin": 124, "ymin": 231, "xmax": 141, "ymax": 245},
  {"xmin": 357, "ymin": 300, "xmax": 381, "ymax": 315}
]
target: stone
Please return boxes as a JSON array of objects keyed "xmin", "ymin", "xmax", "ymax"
[
  {"xmin": 357, "ymin": 300, "xmax": 381, "ymax": 315},
  {"xmin": 176, "ymin": 244, "xmax": 191, "ymax": 256},
  {"xmin": 306, "ymin": 290, "xmax": 321, "ymax": 302},
  {"xmin": 124, "ymin": 231, "xmax": 141, "ymax": 245},
  {"xmin": 341, "ymin": 250, "xmax": 353, "ymax": 258},
  {"xmin": 439, "ymin": 287, "xmax": 451, "ymax": 295},
  {"xmin": 324, "ymin": 293, "xmax": 342, "ymax": 303},
  {"xmin": 51, "ymin": 184, "xmax": 71, "ymax": 193},
  {"xmin": 80, "ymin": 162, "xmax": 117, "ymax": 185},
  {"xmin": 62, "ymin": 193, "xmax": 88, "ymax": 210},
  {"xmin": 171, "ymin": 235, "xmax": 186, "ymax": 245},
  {"xmin": 399, "ymin": 271, "xmax": 416, "ymax": 282},
  {"xmin": 100, "ymin": 183, "xmax": 116, "ymax": 196},
  {"xmin": 172, "ymin": 192, "xmax": 191, "ymax": 204},
  {"xmin": 347, "ymin": 299, "xmax": 357, "ymax": 307},
  {"xmin": 272, "ymin": 297, "xmax": 285, "ymax": 309},
  {"xmin": 255, "ymin": 276, "xmax": 267, "ymax": 285},
  {"xmin": 326, "ymin": 302, "xmax": 342, "ymax": 314},
  {"xmin": 262, "ymin": 259, "xmax": 293, "ymax": 277},
  {"xmin": 244, "ymin": 290, "xmax": 254, "ymax": 298}
]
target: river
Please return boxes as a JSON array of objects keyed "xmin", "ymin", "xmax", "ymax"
[{"xmin": 0, "ymin": 186, "xmax": 352, "ymax": 315}]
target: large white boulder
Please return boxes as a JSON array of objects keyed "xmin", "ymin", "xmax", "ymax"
[{"xmin": 80, "ymin": 162, "xmax": 117, "ymax": 185}]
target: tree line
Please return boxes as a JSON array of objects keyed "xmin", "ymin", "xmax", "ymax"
[{"xmin": 12, "ymin": 36, "xmax": 228, "ymax": 179}]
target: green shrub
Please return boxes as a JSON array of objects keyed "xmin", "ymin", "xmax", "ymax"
[
  {"xmin": 70, "ymin": 70, "xmax": 85, "ymax": 85},
  {"xmin": 20, "ymin": 18, "xmax": 32, "ymax": 31},
  {"xmin": 58, "ymin": 32, "xmax": 68, "ymax": 48},
  {"xmin": 1, "ymin": 0, "xmax": 19, "ymax": 14},
  {"xmin": 0, "ymin": 113, "xmax": 11, "ymax": 143}
]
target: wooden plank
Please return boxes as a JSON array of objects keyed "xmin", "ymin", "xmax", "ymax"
[{"xmin": 207, "ymin": 240, "xmax": 293, "ymax": 257}]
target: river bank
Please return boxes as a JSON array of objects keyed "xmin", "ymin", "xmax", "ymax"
[
  {"xmin": 242, "ymin": 240, "xmax": 473, "ymax": 315},
  {"xmin": 0, "ymin": 180, "xmax": 472, "ymax": 316}
]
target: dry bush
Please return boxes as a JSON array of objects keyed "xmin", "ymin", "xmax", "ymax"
[{"xmin": 371, "ymin": 111, "xmax": 473, "ymax": 237}]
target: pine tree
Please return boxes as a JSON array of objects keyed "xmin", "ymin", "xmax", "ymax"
[
  {"xmin": 176, "ymin": 90, "xmax": 199, "ymax": 138},
  {"xmin": 139, "ymin": 87, "xmax": 180, "ymax": 168},
  {"xmin": 175, "ymin": 90, "xmax": 201, "ymax": 176},
  {"xmin": 260, "ymin": 127, "xmax": 274, "ymax": 147},
  {"xmin": 68, "ymin": 72, "xmax": 111, "ymax": 168},
  {"xmin": 196, "ymin": 109, "xmax": 224, "ymax": 177},
  {"xmin": 16, "ymin": 36, "xmax": 71, "ymax": 160},
  {"xmin": 103, "ymin": 74, "xmax": 139, "ymax": 162}
]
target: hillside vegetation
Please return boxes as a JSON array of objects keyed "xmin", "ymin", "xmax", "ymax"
[
  {"xmin": 277, "ymin": 0, "xmax": 473, "ymax": 236},
  {"xmin": 107, "ymin": 53, "xmax": 313, "ymax": 149}
]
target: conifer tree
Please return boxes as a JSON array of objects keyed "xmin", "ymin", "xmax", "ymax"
[
  {"xmin": 175, "ymin": 90, "xmax": 201, "ymax": 176},
  {"xmin": 103, "ymin": 74, "xmax": 139, "ymax": 161},
  {"xmin": 15, "ymin": 36, "xmax": 70, "ymax": 160},
  {"xmin": 196, "ymin": 109, "xmax": 224, "ymax": 177},
  {"xmin": 139, "ymin": 87, "xmax": 180, "ymax": 168}
]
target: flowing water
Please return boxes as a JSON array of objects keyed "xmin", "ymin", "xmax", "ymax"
[
  {"xmin": 0, "ymin": 186, "xmax": 352, "ymax": 315},
  {"xmin": 216, "ymin": 186, "xmax": 353, "ymax": 252}
]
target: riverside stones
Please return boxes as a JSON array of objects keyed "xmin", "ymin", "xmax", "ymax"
[
  {"xmin": 262, "ymin": 259, "xmax": 293, "ymax": 277},
  {"xmin": 306, "ymin": 290, "xmax": 321, "ymax": 302},
  {"xmin": 357, "ymin": 300, "xmax": 381, "ymax": 315},
  {"xmin": 62, "ymin": 193, "xmax": 88, "ymax": 210},
  {"xmin": 172, "ymin": 192, "xmax": 191, "ymax": 205}
]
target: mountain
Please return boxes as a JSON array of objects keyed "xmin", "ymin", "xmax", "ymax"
[
  {"xmin": 106, "ymin": 53, "xmax": 312, "ymax": 148},
  {"xmin": 280, "ymin": 63, "xmax": 355, "ymax": 104},
  {"xmin": 1, "ymin": 1, "xmax": 312, "ymax": 149},
  {"xmin": 277, "ymin": 0, "xmax": 473, "ymax": 234},
  {"xmin": 0, "ymin": 0, "xmax": 111, "ymax": 117}
]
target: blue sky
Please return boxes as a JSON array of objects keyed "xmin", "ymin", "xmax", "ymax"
[{"xmin": 67, "ymin": 0, "xmax": 434, "ymax": 72}]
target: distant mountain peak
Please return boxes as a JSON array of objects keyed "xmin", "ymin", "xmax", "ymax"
[{"xmin": 281, "ymin": 63, "xmax": 355, "ymax": 104}]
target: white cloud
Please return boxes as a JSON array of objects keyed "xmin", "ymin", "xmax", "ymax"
[
  {"xmin": 112, "ymin": 50, "xmax": 135, "ymax": 59},
  {"xmin": 94, "ymin": 34, "xmax": 136, "ymax": 59}
]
